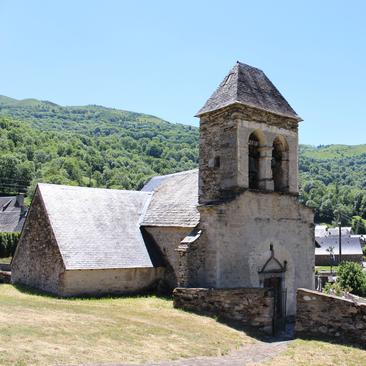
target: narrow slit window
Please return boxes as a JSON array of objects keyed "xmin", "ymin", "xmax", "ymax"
[{"xmin": 214, "ymin": 156, "xmax": 220, "ymax": 168}]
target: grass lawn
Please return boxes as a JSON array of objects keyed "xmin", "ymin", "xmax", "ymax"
[
  {"xmin": 0, "ymin": 257, "xmax": 11, "ymax": 264},
  {"xmin": 315, "ymin": 266, "xmax": 338, "ymax": 272},
  {"xmin": 1, "ymin": 284, "xmax": 365, "ymax": 366},
  {"xmin": 0, "ymin": 284, "xmax": 250, "ymax": 366},
  {"xmin": 253, "ymin": 339, "xmax": 366, "ymax": 366}
]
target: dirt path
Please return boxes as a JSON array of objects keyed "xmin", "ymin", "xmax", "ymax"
[{"xmin": 94, "ymin": 340, "xmax": 289, "ymax": 366}]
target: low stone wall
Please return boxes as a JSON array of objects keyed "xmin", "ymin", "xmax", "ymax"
[
  {"xmin": 0, "ymin": 270, "xmax": 11, "ymax": 284},
  {"xmin": 0, "ymin": 263, "xmax": 11, "ymax": 272},
  {"xmin": 296, "ymin": 288, "xmax": 366, "ymax": 344},
  {"xmin": 315, "ymin": 254, "xmax": 363, "ymax": 266},
  {"xmin": 173, "ymin": 287, "xmax": 274, "ymax": 333}
]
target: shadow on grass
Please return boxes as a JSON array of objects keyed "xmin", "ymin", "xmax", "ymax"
[
  {"xmin": 216, "ymin": 316, "xmax": 366, "ymax": 350},
  {"xmin": 295, "ymin": 332, "xmax": 366, "ymax": 351},
  {"xmin": 11, "ymin": 283, "xmax": 173, "ymax": 301},
  {"xmin": 175, "ymin": 309, "xmax": 291, "ymax": 344},
  {"xmin": 174, "ymin": 307, "xmax": 366, "ymax": 351}
]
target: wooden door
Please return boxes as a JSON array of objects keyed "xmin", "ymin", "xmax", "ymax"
[{"xmin": 264, "ymin": 277, "xmax": 286, "ymax": 334}]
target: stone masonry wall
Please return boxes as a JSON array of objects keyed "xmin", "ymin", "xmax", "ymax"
[
  {"xmin": 173, "ymin": 287, "xmax": 274, "ymax": 333},
  {"xmin": 60, "ymin": 267, "xmax": 164, "ymax": 296},
  {"xmin": 11, "ymin": 189, "xmax": 65, "ymax": 294},
  {"xmin": 296, "ymin": 288, "xmax": 366, "ymax": 344},
  {"xmin": 199, "ymin": 104, "xmax": 299, "ymax": 204},
  {"xmin": 189, "ymin": 191, "xmax": 314, "ymax": 316},
  {"xmin": 176, "ymin": 229, "xmax": 208, "ymax": 287},
  {"xmin": 0, "ymin": 270, "xmax": 11, "ymax": 283},
  {"xmin": 144, "ymin": 226, "xmax": 192, "ymax": 289},
  {"xmin": 315, "ymin": 254, "xmax": 363, "ymax": 266}
]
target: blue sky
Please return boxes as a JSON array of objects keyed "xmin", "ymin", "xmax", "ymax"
[{"xmin": 1, "ymin": 0, "xmax": 365, "ymax": 145}]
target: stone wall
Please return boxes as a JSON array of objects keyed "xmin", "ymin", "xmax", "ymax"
[
  {"xmin": 60, "ymin": 267, "xmax": 164, "ymax": 296},
  {"xmin": 11, "ymin": 189, "xmax": 65, "ymax": 295},
  {"xmin": 0, "ymin": 263, "xmax": 11, "ymax": 272},
  {"xmin": 296, "ymin": 288, "xmax": 366, "ymax": 344},
  {"xmin": 199, "ymin": 104, "xmax": 299, "ymax": 204},
  {"xmin": 173, "ymin": 287, "xmax": 274, "ymax": 333},
  {"xmin": 176, "ymin": 229, "xmax": 207, "ymax": 287},
  {"xmin": 315, "ymin": 254, "xmax": 363, "ymax": 266},
  {"xmin": 0, "ymin": 270, "xmax": 11, "ymax": 283},
  {"xmin": 144, "ymin": 226, "xmax": 192, "ymax": 289},
  {"xmin": 180, "ymin": 191, "xmax": 314, "ymax": 316}
]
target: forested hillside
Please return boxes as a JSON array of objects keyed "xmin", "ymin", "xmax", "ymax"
[
  {"xmin": 0, "ymin": 95, "xmax": 198, "ymax": 192},
  {"xmin": 299, "ymin": 145, "xmax": 366, "ymax": 228},
  {"xmin": 0, "ymin": 95, "xmax": 365, "ymax": 228}
]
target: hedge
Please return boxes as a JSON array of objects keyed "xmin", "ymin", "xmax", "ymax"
[{"xmin": 0, "ymin": 232, "xmax": 20, "ymax": 258}]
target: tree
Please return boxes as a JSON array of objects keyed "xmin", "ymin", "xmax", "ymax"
[
  {"xmin": 146, "ymin": 142, "xmax": 163, "ymax": 158},
  {"xmin": 336, "ymin": 262, "xmax": 366, "ymax": 297},
  {"xmin": 352, "ymin": 216, "xmax": 366, "ymax": 235}
]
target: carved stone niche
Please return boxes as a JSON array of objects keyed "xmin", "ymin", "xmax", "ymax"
[{"xmin": 258, "ymin": 243, "xmax": 287, "ymax": 285}]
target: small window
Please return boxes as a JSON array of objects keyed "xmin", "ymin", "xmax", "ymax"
[{"xmin": 214, "ymin": 156, "xmax": 220, "ymax": 169}]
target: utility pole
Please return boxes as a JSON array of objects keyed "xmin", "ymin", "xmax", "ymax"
[{"xmin": 338, "ymin": 220, "xmax": 342, "ymax": 264}]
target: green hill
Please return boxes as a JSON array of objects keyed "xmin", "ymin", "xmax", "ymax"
[
  {"xmin": 301, "ymin": 144, "xmax": 366, "ymax": 160},
  {"xmin": 0, "ymin": 96, "xmax": 199, "ymax": 194},
  {"xmin": 0, "ymin": 95, "xmax": 365, "ymax": 226},
  {"xmin": 298, "ymin": 145, "xmax": 366, "ymax": 227}
]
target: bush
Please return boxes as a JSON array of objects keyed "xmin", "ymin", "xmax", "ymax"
[
  {"xmin": 336, "ymin": 261, "xmax": 366, "ymax": 296},
  {"xmin": 0, "ymin": 232, "xmax": 20, "ymax": 258},
  {"xmin": 323, "ymin": 281, "xmax": 348, "ymax": 296}
]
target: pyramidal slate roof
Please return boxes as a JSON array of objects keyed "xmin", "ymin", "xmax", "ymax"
[
  {"xmin": 196, "ymin": 61, "xmax": 302, "ymax": 121},
  {"xmin": 37, "ymin": 183, "xmax": 160, "ymax": 270},
  {"xmin": 141, "ymin": 169, "xmax": 199, "ymax": 227}
]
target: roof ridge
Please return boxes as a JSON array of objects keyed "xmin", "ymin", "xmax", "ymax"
[{"xmin": 37, "ymin": 183, "xmax": 152, "ymax": 195}]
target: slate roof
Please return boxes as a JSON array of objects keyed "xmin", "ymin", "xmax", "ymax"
[
  {"xmin": 141, "ymin": 169, "xmax": 199, "ymax": 227},
  {"xmin": 315, "ymin": 235, "xmax": 363, "ymax": 256},
  {"xmin": 38, "ymin": 183, "xmax": 160, "ymax": 270},
  {"xmin": 0, "ymin": 212, "xmax": 26, "ymax": 232},
  {"xmin": 315, "ymin": 225, "xmax": 352, "ymax": 237},
  {"xmin": 0, "ymin": 195, "xmax": 27, "ymax": 232},
  {"xmin": 0, "ymin": 196, "xmax": 22, "ymax": 212},
  {"xmin": 196, "ymin": 61, "xmax": 301, "ymax": 121}
]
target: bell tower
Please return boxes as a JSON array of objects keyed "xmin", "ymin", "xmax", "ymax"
[{"xmin": 196, "ymin": 61, "xmax": 302, "ymax": 204}]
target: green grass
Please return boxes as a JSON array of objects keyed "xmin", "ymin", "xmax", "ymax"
[
  {"xmin": 315, "ymin": 266, "xmax": 338, "ymax": 272},
  {"xmin": 0, "ymin": 284, "xmax": 250, "ymax": 366},
  {"xmin": 1, "ymin": 284, "xmax": 365, "ymax": 366},
  {"xmin": 0, "ymin": 257, "xmax": 11, "ymax": 264},
  {"xmin": 254, "ymin": 339, "xmax": 366, "ymax": 366}
]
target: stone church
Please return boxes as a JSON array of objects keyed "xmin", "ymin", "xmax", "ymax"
[{"xmin": 12, "ymin": 62, "xmax": 314, "ymax": 323}]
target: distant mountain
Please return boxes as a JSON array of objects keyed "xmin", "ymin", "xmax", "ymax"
[
  {"xmin": 0, "ymin": 95, "xmax": 365, "ymax": 225},
  {"xmin": 301, "ymin": 144, "xmax": 366, "ymax": 160},
  {"xmin": 0, "ymin": 95, "xmax": 182, "ymax": 132}
]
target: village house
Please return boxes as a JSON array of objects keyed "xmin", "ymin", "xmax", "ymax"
[
  {"xmin": 0, "ymin": 194, "xmax": 27, "ymax": 233},
  {"xmin": 11, "ymin": 62, "xmax": 314, "ymax": 327},
  {"xmin": 315, "ymin": 225, "xmax": 363, "ymax": 265}
]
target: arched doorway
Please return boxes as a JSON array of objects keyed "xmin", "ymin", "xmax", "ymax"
[{"xmin": 258, "ymin": 244, "xmax": 287, "ymax": 335}]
